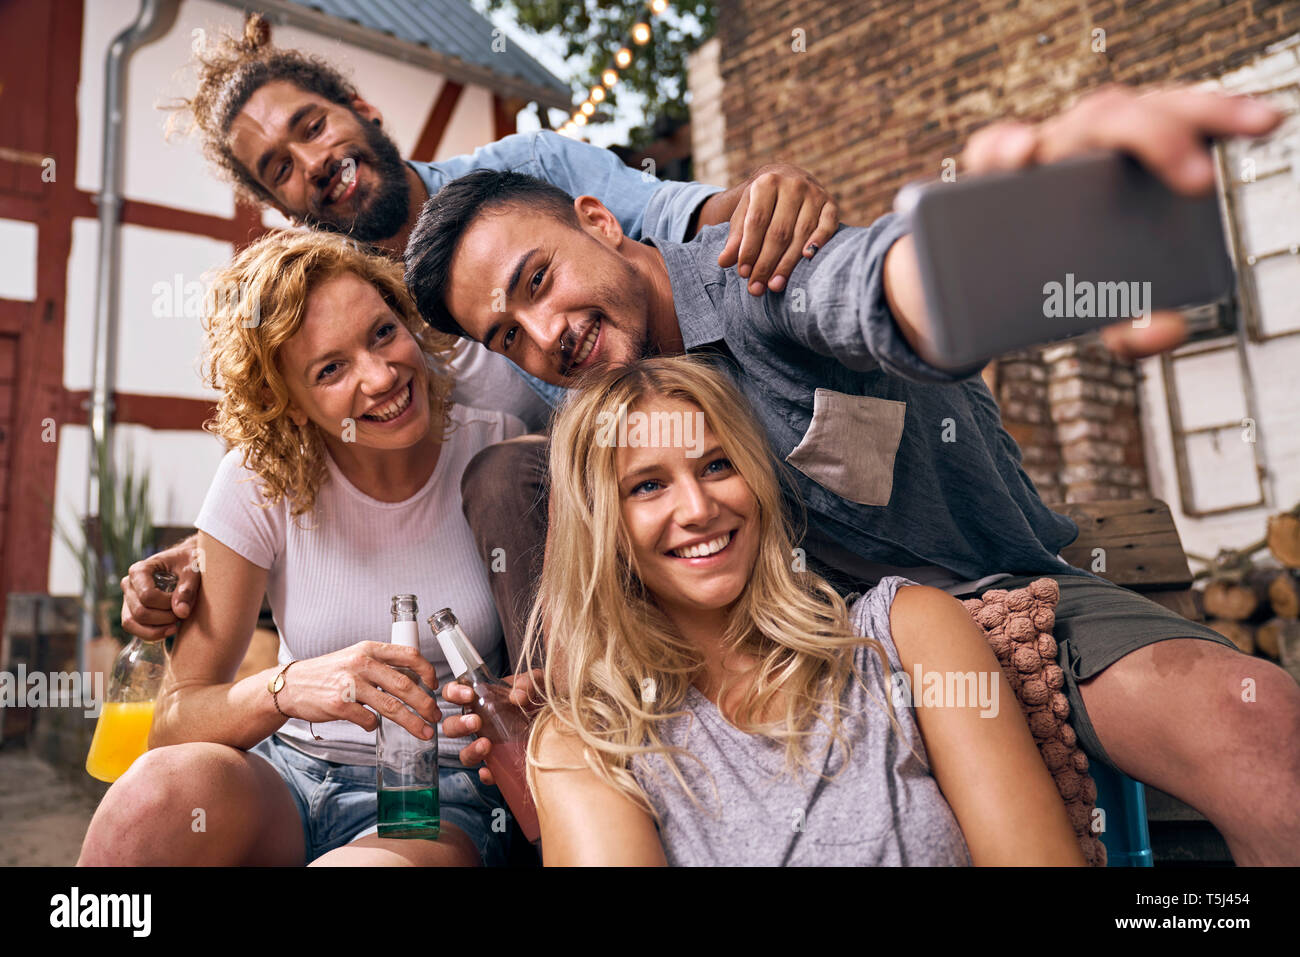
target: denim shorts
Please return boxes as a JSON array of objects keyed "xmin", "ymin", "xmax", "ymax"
[{"xmin": 248, "ymin": 733, "xmax": 514, "ymax": 865}]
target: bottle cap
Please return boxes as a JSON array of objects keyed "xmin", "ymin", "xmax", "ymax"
[
  {"xmin": 390, "ymin": 595, "xmax": 420, "ymax": 648},
  {"xmin": 390, "ymin": 594, "xmax": 419, "ymax": 621},
  {"xmin": 430, "ymin": 608, "xmax": 484, "ymax": 679},
  {"xmin": 153, "ymin": 570, "xmax": 178, "ymax": 594}
]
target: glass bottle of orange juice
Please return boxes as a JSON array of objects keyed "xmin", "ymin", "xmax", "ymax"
[{"xmin": 84, "ymin": 570, "xmax": 175, "ymax": 783}]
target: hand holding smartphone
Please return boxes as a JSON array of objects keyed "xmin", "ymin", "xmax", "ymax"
[{"xmin": 894, "ymin": 148, "xmax": 1235, "ymax": 372}]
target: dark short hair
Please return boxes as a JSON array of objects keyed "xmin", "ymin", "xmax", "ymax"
[{"xmin": 404, "ymin": 169, "xmax": 580, "ymax": 339}]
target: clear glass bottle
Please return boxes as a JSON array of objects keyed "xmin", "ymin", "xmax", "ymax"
[
  {"xmin": 376, "ymin": 594, "xmax": 439, "ymax": 839},
  {"xmin": 84, "ymin": 570, "xmax": 175, "ymax": 783},
  {"xmin": 430, "ymin": 607, "xmax": 540, "ymax": 844}
]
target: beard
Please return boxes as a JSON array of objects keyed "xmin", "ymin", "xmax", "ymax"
[
  {"xmin": 299, "ymin": 114, "xmax": 411, "ymax": 243},
  {"xmin": 564, "ymin": 257, "xmax": 655, "ymax": 382}
]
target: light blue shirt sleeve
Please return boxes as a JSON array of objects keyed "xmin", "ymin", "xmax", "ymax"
[
  {"xmin": 412, "ymin": 130, "xmax": 722, "ymax": 243},
  {"xmin": 411, "ymin": 131, "xmax": 723, "ymax": 409},
  {"xmin": 740, "ymin": 214, "xmax": 984, "ymax": 384}
]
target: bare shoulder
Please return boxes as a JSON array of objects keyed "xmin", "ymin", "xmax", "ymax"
[
  {"xmin": 887, "ymin": 584, "xmax": 989, "ymax": 673},
  {"xmin": 533, "ymin": 712, "xmax": 587, "ymax": 767}
]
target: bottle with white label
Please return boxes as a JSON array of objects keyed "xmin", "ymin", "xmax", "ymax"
[
  {"xmin": 430, "ymin": 607, "xmax": 540, "ymax": 844},
  {"xmin": 376, "ymin": 594, "xmax": 439, "ymax": 839}
]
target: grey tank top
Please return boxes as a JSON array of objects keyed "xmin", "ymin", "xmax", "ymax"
[{"xmin": 631, "ymin": 576, "xmax": 971, "ymax": 866}]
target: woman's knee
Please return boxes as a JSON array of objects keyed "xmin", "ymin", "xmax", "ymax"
[{"xmin": 78, "ymin": 742, "xmax": 294, "ymax": 865}]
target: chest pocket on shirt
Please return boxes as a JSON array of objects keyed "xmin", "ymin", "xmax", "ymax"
[{"xmin": 785, "ymin": 389, "xmax": 906, "ymax": 508}]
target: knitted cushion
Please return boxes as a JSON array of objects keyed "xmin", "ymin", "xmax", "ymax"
[{"xmin": 962, "ymin": 578, "xmax": 1107, "ymax": 867}]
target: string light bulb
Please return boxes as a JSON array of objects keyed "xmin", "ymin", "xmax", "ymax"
[
  {"xmin": 602, "ymin": 69, "xmax": 618, "ymax": 87},
  {"xmin": 580, "ymin": 101, "xmax": 595, "ymax": 116},
  {"xmin": 650, "ymin": 0, "xmax": 668, "ymax": 13},
  {"xmin": 574, "ymin": 113, "xmax": 588, "ymax": 126},
  {"xmin": 632, "ymin": 22, "xmax": 651, "ymax": 45},
  {"xmin": 615, "ymin": 47, "xmax": 632, "ymax": 68},
  {"xmin": 590, "ymin": 86, "xmax": 606, "ymax": 103}
]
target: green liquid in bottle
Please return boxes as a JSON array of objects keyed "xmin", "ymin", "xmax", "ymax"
[{"xmin": 377, "ymin": 784, "xmax": 440, "ymax": 839}]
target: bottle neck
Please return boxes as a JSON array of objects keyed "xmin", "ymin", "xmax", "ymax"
[{"xmin": 457, "ymin": 663, "xmax": 498, "ymax": 688}]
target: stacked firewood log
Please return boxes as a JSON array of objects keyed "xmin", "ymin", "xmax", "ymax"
[{"xmin": 1200, "ymin": 511, "xmax": 1300, "ymax": 671}]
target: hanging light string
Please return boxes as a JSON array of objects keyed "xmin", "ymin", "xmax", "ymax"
[{"xmin": 558, "ymin": 0, "xmax": 668, "ymax": 136}]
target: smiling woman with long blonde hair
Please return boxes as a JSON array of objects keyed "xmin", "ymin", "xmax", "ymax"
[{"xmin": 519, "ymin": 355, "xmax": 1085, "ymax": 866}]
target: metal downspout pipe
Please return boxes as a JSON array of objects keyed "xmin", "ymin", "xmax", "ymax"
[{"xmin": 79, "ymin": 0, "xmax": 180, "ymax": 676}]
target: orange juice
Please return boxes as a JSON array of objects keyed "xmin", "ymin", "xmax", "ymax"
[{"xmin": 85, "ymin": 701, "xmax": 156, "ymax": 783}]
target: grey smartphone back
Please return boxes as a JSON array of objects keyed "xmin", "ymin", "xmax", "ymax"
[{"xmin": 901, "ymin": 150, "xmax": 1235, "ymax": 371}]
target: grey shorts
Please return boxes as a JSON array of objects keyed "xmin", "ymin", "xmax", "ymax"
[{"xmin": 964, "ymin": 573, "xmax": 1238, "ymax": 774}]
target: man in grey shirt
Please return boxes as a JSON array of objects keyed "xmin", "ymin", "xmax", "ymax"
[{"xmin": 414, "ymin": 86, "xmax": 1299, "ymax": 865}]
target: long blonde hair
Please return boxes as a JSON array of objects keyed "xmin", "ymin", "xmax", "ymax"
[
  {"xmin": 521, "ymin": 356, "xmax": 903, "ymax": 815},
  {"xmin": 201, "ymin": 229, "xmax": 458, "ymax": 516}
]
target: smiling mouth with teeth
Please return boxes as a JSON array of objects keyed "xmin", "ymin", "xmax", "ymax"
[
  {"xmin": 669, "ymin": 530, "xmax": 734, "ymax": 559},
  {"xmin": 326, "ymin": 161, "xmax": 357, "ymax": 204},
  {"xmin": 362, "ymin": 381, "xmax": 412, "ymax": 422},
  {"xmin": 568, "ymin": 318, "xmax": 600, "ymax": 373}
]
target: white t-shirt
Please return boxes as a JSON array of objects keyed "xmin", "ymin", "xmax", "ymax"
[
  {"xmin": 194, "ymin": 404, "xmax": 529, "ymax": 766},
  {"xmin": 445, "ymin": 338, "xmax": 553, "ymax": 433}
]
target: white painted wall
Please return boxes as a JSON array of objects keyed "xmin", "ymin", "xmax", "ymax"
[
  {"xmin": 0, "ymin": 219, "xmax": 38, "ymax": 301},
  {"xmin": 77, "ymin": 0, "xmax": 237, "ymax": 217},
  {"xmin": 48, "ymin": 423, "xmax": 227, "ymax": 596},
  {"xmin": 1138, "ymin": 36, "xmax": 1300, "ymax": 562},
  {"xmin": 64, "ymin": 218, "xmax": 232, "ymax": 399}
]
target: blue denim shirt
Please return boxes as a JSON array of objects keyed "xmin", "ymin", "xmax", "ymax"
[
  {"xmin": 640, "ymin": 217, "xmax": 1085, "ymax": 582},
  {"xmin": 411, "ymin": 131, "xmax": 721, "ymax": 406}
]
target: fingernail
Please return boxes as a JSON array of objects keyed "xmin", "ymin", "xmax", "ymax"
[
  {"xmin": 769, "ymin": 275, "xmax": 787, "ymax": 291},
  {"xmin": 805, "ymin": 243, "xmax": 819, "ymax": 256},
  {"xmin": 749, "ymin": 281, "xmax": 765, "ymax": 295},
  {"xmin": 738, "ymin": 264, "xmax": 751, "ymax": 278}
]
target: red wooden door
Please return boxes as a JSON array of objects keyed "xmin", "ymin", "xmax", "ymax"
[{"xmin": 0, "ymin": 0, "xmax": 82, "ymax": 644}]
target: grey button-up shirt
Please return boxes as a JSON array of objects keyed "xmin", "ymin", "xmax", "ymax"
[{"xmin": 645, "ymin": 216, "xmax": 1086, "ymax": 584}]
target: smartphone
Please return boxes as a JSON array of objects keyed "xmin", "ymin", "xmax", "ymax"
[{"xmin": 894, "ymin": 149, "xmax": 1235, "ymax": 371}]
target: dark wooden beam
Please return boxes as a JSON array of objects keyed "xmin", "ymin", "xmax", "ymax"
[
  {"xmin": 60, "ymin": 391, "xmax": 216, "ymax": 432},
  {"xmin": 412, "ymin": 80, "xmax": 464, "ymax": 162}
]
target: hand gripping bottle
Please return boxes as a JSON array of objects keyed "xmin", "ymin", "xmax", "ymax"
[
  {"xmin": 430, "ymin": 607, "xmax": 541, "ymax": 844},
  {"xmin": 84, "ymin": 570, "xmax": 175, "ymax": 782},
  {"xmin": 376, "ymin": 594, "xmax": 439, "ymax": 839}
]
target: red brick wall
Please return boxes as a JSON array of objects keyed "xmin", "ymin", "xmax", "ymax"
[{"xmin": 712, "ymin": 0, "xmax": 1299, "ymax": 502}]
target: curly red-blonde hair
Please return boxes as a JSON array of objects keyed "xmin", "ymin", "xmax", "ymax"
[{"xmin": 202, "ymin": 229, "xmax": 458, "ymax": 517}]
